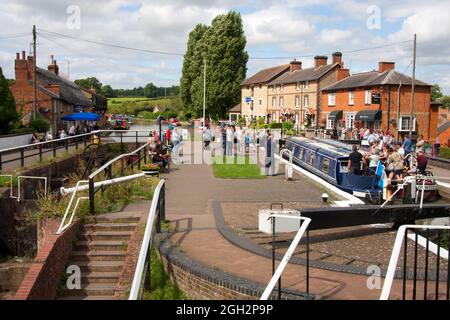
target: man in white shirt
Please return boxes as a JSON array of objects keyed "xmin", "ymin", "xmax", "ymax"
[
  {"xmin": 236, "ymin": 127, "xmax": 244, "ymax": 154},
  {"xmin": 226, "ymin": 126, "xmax": 234, "ymax": 156},
  {"xmin": 69, "ymin": 124, "xmax": 76, "ymax": 136}
]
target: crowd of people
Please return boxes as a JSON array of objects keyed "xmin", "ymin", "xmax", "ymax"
[
  {"xmin": 347, "ymin": 129, "xmax": 429, "ymax": 185},
  {"xmin": 202, "ymin": 124, "xmax": 259, "ymax": 156},
  {"xmin": 30, "ymin": 122, "xmax": 100, "ymax": 144}
]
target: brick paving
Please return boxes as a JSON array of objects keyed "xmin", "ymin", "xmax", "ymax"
[{"xmin": 163, "ymin": 145, "xmax": 450, "ymax": 300}]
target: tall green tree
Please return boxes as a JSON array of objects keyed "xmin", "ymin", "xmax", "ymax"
[
  {"xmin": 100, "ymin": 85, "xmax": 116, "ymax": 98},
  {"xmin": 0, "ymin": 67, "xmax": 19, "ymax": 135},
  {"xmin": 75, "ymin": 77, "xmax": 103, "ymax": 92},
  {"xmin": 181, "ymin": 11, "xmax": 248, "ymax": 119},
  {"xmin": 431, "ymin": 84, "xmax": 444, "ymax": 102},
  {"xmin": 180, "ymin": 24, "xmax": 208, "ymax": 113}
]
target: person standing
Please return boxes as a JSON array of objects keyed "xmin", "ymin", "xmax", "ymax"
[
  {"xmin": 226, "ymin": 125, "xmax": 234, "ymax": 156},
  {"xmin": 236, "ymin": 126, "xmax": 244, "ymax": 154},
  {"xmin": 69, "ymin": 124, "xmax": 76, "ymax": 136},
  {"xmin": 403, "ymin": 136, "xmax": 412, "ymax": 155},
  {"xmin": 348, "ymin": 146, "xmax": 363, "ymax": 175},
  {"xmin": 203, "ymin": 125, "xmax": 211, "ymax": 150}
]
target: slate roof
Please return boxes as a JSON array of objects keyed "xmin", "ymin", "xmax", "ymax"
[
  {"xmin": 438, "ymin": 121, "xmax": 450, "ymax": 135},
  {"xmin": 269, "ymin": 63, "xmax": 339, "ymax": 85},
  {"xmin": 229, "ymin": 103, "xmax": 241, "ymax": 113},
  {"xmin": 322, "ymin": 69, "xmax": 431, "ymax": 91},
  {"xmin": 36, "ymin": 67, "xmax": 90, "ymax": 106},
  {"xmin": 242, "ymin": 64, "xmax": 290, "ymax": 86}
]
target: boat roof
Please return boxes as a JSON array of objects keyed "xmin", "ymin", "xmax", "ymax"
[{"xmin": 288, "ymin": 136, "xmax": 355, "ymax": 158}]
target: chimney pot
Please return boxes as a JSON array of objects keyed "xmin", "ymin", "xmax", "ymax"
[
  {"xmin": 21, "ymin": 51, "xmax": 26, "ymax": 60},
  {"xmin": 16, "ymin": 52, "xmax": 20, "ymax": 60}
]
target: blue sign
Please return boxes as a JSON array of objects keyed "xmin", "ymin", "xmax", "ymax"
[{"xmin": 245, "ymin": 97, "xmax": 252, "ymax": 103}]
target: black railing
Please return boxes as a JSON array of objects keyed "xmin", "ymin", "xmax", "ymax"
[{"xmin": 401, "ymin": 228, "xmax": 450, "ymax": 300}]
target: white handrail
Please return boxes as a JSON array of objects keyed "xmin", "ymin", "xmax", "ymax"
[
  {"xmin": 57, "ymin": 180, "xmax": 88, "ymax": 234},
  {"xmin": 17, "ymin": 176, "xmax": 47, "ymax": 202},
  {"xmin": 129, "ymin": 179, "xmax": 166, "ymax": 300},
  {"xmin": 61, "ymin": 173, "xmax": 145, "ymax": 195},
  {"xmin": 260, "ymin": 214, "xmax": 311, "ymax": 300},
  {"xmin": 0, "ymin": 174, "xmax": 13, "ymax": 198},
  {"xmin": 380, "ymin": 224, "xmax": 450, "ymax": 300},
  {"xmin": 89, "ymin": 143, "xmax": 148, "ymax": 179}
]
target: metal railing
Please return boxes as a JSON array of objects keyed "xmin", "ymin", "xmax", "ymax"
[
  {"xmin": 0, "ymin": 129, "xmax": 153, "ymax": 172},
  {"xmin": 129, "ymin": 179, "xmax": 166, "ymax": 300},
  {"xmin": 0, "ymin": 174, "xmax": 47, "ymax": 201},
  {"xmin": 260, "ymin": 212, "xmax": 311, "ymax": 300},
  {"xmin": 380, "ymin": 224, "xmax": 450, "ymax": 300},
  {"xmin": 88, "ymin": 142, "xmax": 149, "ymax": 213}
]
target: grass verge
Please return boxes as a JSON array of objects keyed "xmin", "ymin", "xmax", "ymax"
[
  {"xmin": 142, "ymin": 247, "xmax": 186, "ymax": 300},
  {"xmin": 212, "ymin": 156, "xmax": 266, "ymax": 179}
]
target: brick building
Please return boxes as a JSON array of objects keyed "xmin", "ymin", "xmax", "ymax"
[
  {"xmin": 321, "ymin": 62, "xmax": 439, "ymax": 143},
  {"xmin": 267, "ymin": 53, "xmax": 345, "ymax": 127},
  {"xmin": 9, "ymin": 51, "xmax": 90, "ymax": 134}
]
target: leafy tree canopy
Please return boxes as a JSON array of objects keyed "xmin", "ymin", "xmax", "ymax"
[
  {"xmin": 75, "ymin": 77, "xmax": 103, "ymax": 92},
  {"xmin": 0, "ymin": 67, "xmax": 19, "ymax": 135}
]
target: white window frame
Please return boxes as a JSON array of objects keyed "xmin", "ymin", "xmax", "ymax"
[
  {"xmin": 365, "ymin": 90, "xmax": 371, "ymax": 105},
  {"xmin": 272, "ymin": 96, "xmax": 276, "ymax": 107},
  {"xmin": 345, "ymin": 113, "xmax": 356, "ymax": 129},
  {"xmin": 349, "ymin": 91, "xmax": 355, "ymax": 106},
  {"xmin": 305, "ymin": 81, "xmax": 309, "ymax": 90},
  {"xmin": 280, "ymin": 96, "xmax": 284, "ymax": 108},
  {"xmin": 328, "ymin": 93, "xmax": 335, "ymax": 106},
  {"xmin": 304, "ymin": 95, "xmax": 309, "ymax": 108},
  {"xmin": 326, "ymin": 117, "xmax": 335, "ymax": 130},
  {"xmin": 295, "ymin": 95, "xmax": 300, "ymax": 108},
  {"xmin": 399, "ymin": 116, "xmax": 416, "ymax": 132},
  {"xmin": 280, "ymin": 84, "xmax": 284, "ymax": 92},
  {"xmin": 296, "ymin": 82, "xmax": 300, "ymax": 91}
]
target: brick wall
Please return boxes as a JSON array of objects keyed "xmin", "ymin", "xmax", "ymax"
[{"xmin": 14, "ymin": 221, "xmax": 79, "ymax": 300}]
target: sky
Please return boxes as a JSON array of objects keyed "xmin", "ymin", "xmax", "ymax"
[{"xmin": 0, "ymin": 0, "xmax": 450, "ymax": 94}]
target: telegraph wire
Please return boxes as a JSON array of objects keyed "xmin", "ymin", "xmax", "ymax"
[{"xmin": 37, "ymin": 28, "xmax": 414, "ymax": 61}]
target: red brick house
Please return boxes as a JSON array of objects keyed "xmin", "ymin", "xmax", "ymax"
[
  {"xmin": 321, "ymin": 62, "xmax": 439, "ymax": 143},
  {"xmin": 9, "ymin": 51, "xmax": 90, "ymax": 134}
]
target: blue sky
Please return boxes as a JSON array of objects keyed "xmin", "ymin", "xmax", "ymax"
[{"xmin": 0, "ymin": 0, "xmax": 449, "ymax": 93}]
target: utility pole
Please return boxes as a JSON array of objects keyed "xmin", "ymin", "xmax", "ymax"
[
  {"xmin": 202, "ymin": 58, "xmax": 206, "ymax": 128},
  {"xmin": 409, "ymin": 34, "xmax": 416, "ymax": 138},
  {"xmin": 33, "ymin": 25, "xmax": 37, "ymax": 120}
]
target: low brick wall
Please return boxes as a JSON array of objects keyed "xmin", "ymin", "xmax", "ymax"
[
  {"xmin": 14, "ymin": 221, "xmax": 80, "ymax": 300},
  {"xmin": 156, "ymin": 234, "xmax": 311, "ymax": 300}
]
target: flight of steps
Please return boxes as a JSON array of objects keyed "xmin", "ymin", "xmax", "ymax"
[{"xmin": 58, "ymin": 212, "xmax": 142, "ymax": 300}]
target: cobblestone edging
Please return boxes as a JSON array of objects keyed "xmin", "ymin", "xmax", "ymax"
[
  {"xmin": 213, "ymin": 201, "xmax": 448, "ymax": 281},
  {"xmin": 155, "ymin": 233, "xmax": 315, "ymax": 300}
]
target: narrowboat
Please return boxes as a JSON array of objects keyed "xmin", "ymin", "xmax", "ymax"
[{"xmin": 284, "ymin": 136, "xmax": 440, "ymax": 204}]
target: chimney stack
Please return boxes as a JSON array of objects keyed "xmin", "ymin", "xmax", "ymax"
[
  {"xmin": 15, "ymin": 50, "xmax": 29, "ymax": 82},
  {"xmin": 290, "ymin": 59, "xmax": 302, "ymax": 72},
  {"xmin": 332, "ymin": 52, "xmax": 343, "ymax": 66},
  {"xmin": 314, "ymin": 55, "xmax": 328, "ymax": 69},
  {"xmin": 48, "ymin": 55, "xmax": 59, "ymax": 75},
  {"xmin": 337, "ymin": 68, "xmax": 350, "ymax": 81},
  {"xmin": 379, "ymin": 62, "xmax": 395, "ymax": 73}
]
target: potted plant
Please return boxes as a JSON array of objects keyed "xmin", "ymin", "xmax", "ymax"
[{"xmin": 141, "ymin": 163, "xmax": 161, "ymax": 176}]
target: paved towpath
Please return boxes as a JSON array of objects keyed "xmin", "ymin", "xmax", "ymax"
[{"xmin": 161, "ymin": 145, "xmax": 430, "ymax": 300}]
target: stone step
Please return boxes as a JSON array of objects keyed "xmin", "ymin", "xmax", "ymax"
[
  {"xmin": 82, "ymin": 223, "xmax": 138, "ymax": 232},
  {"xmin": 81, "ymin": 272, "xmax": 121, "ymax": 284},
  {"xmin": 74, "ymin": 240, "xmax": 128, "ymax": 252},
  {"xmin": 71, "ymin": 251, "xmax": 126, "ymax": 262},
  {"xmin": 91, "ymin": 212, "xmax": 143, "ymax": 224},
  {"xmin": 59, "ymin": 284, "xmax": 117, "ymax": 297},
  {"xmin": 72, "ymin": 261, "xmax": 124, "ymax": 273},
  {"xmin": 78, "ymin": 231, "xmax": 133, "ymax": 241}
]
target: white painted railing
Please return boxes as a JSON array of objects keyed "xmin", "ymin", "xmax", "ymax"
[
  {"xmin": 260, "ymin": 214, "xmax": 311, "ymax": 300},
  {"xmin": 0, "ymin": 174, "xmax": 14, "ymax": 198},
  {"xmin": 380, "ymin": 224, "xmax": 450, "ymax": 300},
  {"xmin": 57, "ymin": 173, "xmax": 147, "ymax": 234},
  {"xmin": 129, "ymin": 179, "xmax": 166, "ymax": 300}
]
